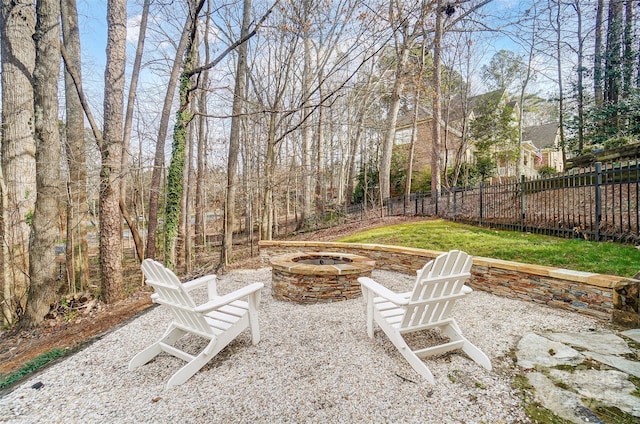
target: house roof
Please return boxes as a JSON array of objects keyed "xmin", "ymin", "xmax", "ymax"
[
  {"xmin": 522, "ymin": 123, "xmax": 559, "ymax": 149},
  {"xmin": 468, "ymin": 89, "xmax": 506, "ymax": 111},
  {"xmin": 395, "ymin": 89, "xmax": 511, "ymax": 130},
  {"xmin": 395, "ymin": 105, "xmax": 431, "ymax": 128}
]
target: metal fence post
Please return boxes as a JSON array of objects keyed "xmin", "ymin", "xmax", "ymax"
[
  {"xmin": 453, "ymin": 187, "xmax": 457, "ymax": 219},
  {"xmin": 520, "ymin": 175, "xmax": 526, "ymax": 232},
  {"xmin": 479, "ymin": 181, "xmax": 484, "ymax": 226},
  {"xmin": 595, "ymin": 162, "xmax": 602, "ymax": 242}
]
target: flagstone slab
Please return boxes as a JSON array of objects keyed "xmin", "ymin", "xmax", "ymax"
[
  {"xmin": 526, "ymin": 372, "xmax": 605, "ymax": 424},
  {"xmin": 547, "ymin": 368, "xmax": 640, "ymax": 417},
  {"xmin": 585, "ymin": 351, "xmax": 640, "ymax": 378},
  {"xmin": 621, "ymin": 329, "xmax": 640, "ymax": 344},
  {"xmin": 543, "ymin": 332, "xmax": 631, "ymax": 355}
]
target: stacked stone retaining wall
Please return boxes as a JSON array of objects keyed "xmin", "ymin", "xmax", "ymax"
[{"xmin": 259, "ymin": 240, "xmax": 640, "ymax": 327}]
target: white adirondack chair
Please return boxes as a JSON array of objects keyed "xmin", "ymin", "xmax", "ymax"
[
  {"xmin": 358, "ymin": 250, "xmax": 491, "ymax": 383},
  {"xmin": 129, "ymin": 259, "xmax": 264, "ymax": 388}
]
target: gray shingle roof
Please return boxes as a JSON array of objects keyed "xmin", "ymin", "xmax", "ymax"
[{"xmin": 522, "ymin": 123, "xmax": 559, "ymax": 149}]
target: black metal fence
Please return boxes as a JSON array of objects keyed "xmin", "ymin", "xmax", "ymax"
[{"xmin": 382, "ymin": 160, "xmax": 640, "ymax": 245}]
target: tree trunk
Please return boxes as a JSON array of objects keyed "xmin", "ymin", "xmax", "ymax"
[
  {"xmin": 222, "ymin": 0, "xmax": 251, "ymax": 267},
  {"xmin": 555, "ymin": 0, "xmax": 566, "ymax": 164},
  {"xmin": 165, "ymin": 57, "xmax": 195, "ymax": 269},
  {"xmin": 300, "ymin": 17, "xmax": 313, "ymax": 228},
  {"xmin": 177, "ymin": 100, "xmax": 194, "ymax": 271},
  {"xmin": 260, "ymin": 115, "xmax": 278, "ymax": 241},
  {"xmin": 121, "ymin": 0, "xmax": 149, "ymax": 263},
  {"xmin": 315, "ymin": 79, "xmax": 325, "ymax": 215},
  {"xmin": 405, "ymin": 42, "xmax": 426, "ymax": 199},
  {"xmin": 381, "ymin": 48, "xmax": 408, "ymax": 200},
  {"xmin": 594, "ymin": 0, "xmax": 604, "ymax": 105},
  {"xmin": 0, "ymin": 0, "xmax": 36, "ymax": 325},
  {"xmin": 347, "ymin": 64, "xmax": 374, "ymax": 205},
  {"xmin": 516, "ymin": 28, "xmax": 535, "ymax": 178},
  {"xmin": 61, "ymin": 0, "xmax": 90, "ymax": 292},
  {"xmin": 621, "ymin": 0, "xmax": 634, "ymax": 98},
  {"xmin": 194, "ymin": 90, "xmax": 207, "ymax": 255},
  {"xmin": 22, "ymin": 0, "xmax": 61, "ymax": 327},
  {"xmin": 572, "ymin": 0, "xmax": 584, "ymax": 152},
  {"xmin": 194, "ymin": 3, "xmax": 211, "ymax": 257},
  {"xmin": 431, "ymin": 0, "xmax": 443, "ymax": 198},
  {"xmin": 0, "ymin": 169, "xmax": 8, "ymax": 325},
  {"xmin": 405, "ymin": 94, "xmax": 418, "ymax": 200},
  {"xmin": 164, "ymin": 0, "xmax": 209, "ymax": 268},
  {"xmin": 100, "ymin": 0, "xmax": 127, "ymax": 303},
  {"xmin": 604, "ymin": 0, "xmax": 622, "ymax": 106},
  {"xmin": 146, "ymin": 10, "xmax": 194, "ymax": 260}
]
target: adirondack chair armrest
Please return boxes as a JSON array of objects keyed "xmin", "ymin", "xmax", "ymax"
[
  {"xmin": 358, "ymin": 277, "xmax": 409, "ymax": 305},
  {"xmin": 195, "ymin": 282, "xmax": 264, "ymax": 313},
  {"xmin": 182, "ymin": 274, "xmax": 217, "ymax": 291},
  {"xmin": 183, "ymin": 274, "xmax": 218, "ymax": 299}
]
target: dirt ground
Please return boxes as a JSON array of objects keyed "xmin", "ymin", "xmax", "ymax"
[{"xmin": 0, "ymin": 216, "xmax": 423, "ymax": 389}]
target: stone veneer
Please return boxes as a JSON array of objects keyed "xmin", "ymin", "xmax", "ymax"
[
  {"xmin": 259, "ymin": 240, "xmax": 640, "ymax": 327},
  {"xmin": 270, "ymin": 252, "xmax": 375, "ymax": 304}
]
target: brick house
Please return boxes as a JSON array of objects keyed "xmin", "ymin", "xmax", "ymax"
[
  {"xmin": 521, "ymin": 122, "xmax": 564, "ymax": 174},
  {"xmin": 394, "ymin": 89, "xmax": 563, "ymax": 180}
]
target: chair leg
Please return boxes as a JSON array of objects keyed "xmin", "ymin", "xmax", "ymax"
[
  {"xmin": 166, "ymin": 339, "xmax": 218, "ymax": 389},
  {"xmin": 377, "ymin": 317, "xmax": 435, "ymax": 383},
  {"xmin": 129, "ymin": 326, "xmax": 186, "ymax": 370},
  {"xmin": 166, "ymin": 320, "xmax": 250, "ymax": 388},
  {"xmin": 248, "ymin": 292, "xmax": 261, "ymax": 345},
  {"xmin": 364, "ymin": 288, "xmax": 374, "ymax": 338},
  {"xmin": 441, "ymin": 321, "xmax": 492, "ymax": 371},
  {"xmin": 392, "ymin": 333, "xmax": 435, "ymax": 383}
]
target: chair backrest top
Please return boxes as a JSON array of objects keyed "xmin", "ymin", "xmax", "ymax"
[
  {"xmin": 141, "ymin": 258, "xmax": 196, "ymax": 306},
  {"xmin": 401, "ymin": 250, "xmax": 472, "ymax": 328},
  {"xmin": 141, "ymin": 259, "xmax": 212, "ymax": 334}
]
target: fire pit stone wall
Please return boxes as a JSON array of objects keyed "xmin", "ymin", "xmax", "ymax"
[{"xmin": 270, "ymin": 252, "xmax": 376, "ymax": 304}]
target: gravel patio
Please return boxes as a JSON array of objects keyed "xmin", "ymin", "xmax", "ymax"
[{"xmin": 0, "ymin": 267, "xmax": 607, "ymax": 423}]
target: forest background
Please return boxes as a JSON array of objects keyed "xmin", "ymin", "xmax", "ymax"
[{"xmin": 0, "ymin": 0, "xmax": 638, "ymax": 329}]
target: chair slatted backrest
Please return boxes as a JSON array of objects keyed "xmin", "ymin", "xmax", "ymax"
[
  {"xmin": 141, "ymin": 259, "xmax": 211, "ymax": 336},
  {"xmin": 400, "ymin": 250, "xmax": 472, "ymax": 329}
]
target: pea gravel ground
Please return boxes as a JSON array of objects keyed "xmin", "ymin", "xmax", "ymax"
[{"xmin": 0, "ymin": 267, "xmax": 605, "ymax": 423}]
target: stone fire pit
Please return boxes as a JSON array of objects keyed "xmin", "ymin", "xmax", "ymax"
[{"xmin": 270, "ymin": 252, "xmax": 376, "ymax": 304}]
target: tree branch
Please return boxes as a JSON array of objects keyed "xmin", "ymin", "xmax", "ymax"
[
  {"xmin": 60, "ymin": 43, "xmax": 103, "ymax": 147},
  {"xmin": 188, "ymin": 0, "xmax": 280, "ymax": 76}
]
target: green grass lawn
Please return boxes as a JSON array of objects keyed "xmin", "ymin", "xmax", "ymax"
[{"xmin": 338, "ymin": 219, "xmax": 640, "ymax": 278}]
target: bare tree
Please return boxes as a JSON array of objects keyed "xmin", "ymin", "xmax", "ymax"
[
  {"xmin": 121, "ymin": 0, "xmax": 150, "ymax": 264},
  {"xmin": 61, "ymin": 0, "xmax": 90, "ymax": 292},
  {"xmin": 594, "ymin": 0, "xmax": 604, "ymax": 105},
  {"xmin": 621, "ymin": 0, "xmax": 634, "ymax": 98},
  {"xmin": 604, "ymin": 0, "xmax": 622, "ymax": 107},
  {"xmin": 194, "ymin": 2, "xmax": 212, "ymax": 256},
  {"xmin": 221, "ymin": 0, "xmax": 252, "ymax": 267},
  {"xmin": 346, "ymin": 63, "xmax": 377, "ymax": 205},
  {"xmin": 100, "ymin": 0, "xmax": 127, "ymax": 302},
  {"xmin": 379, "ymin": 0, "xmax": 417, "ymax": 201},
  {"xmin": 299, "ymin": 0, "xmax": 313, "ymax": 228},
  {"xmin": 431, "ymin": 0, "xmax": 443, "ymax": 197},
  {"xmin": 146, "ymin": 8, "xmax": 195, "ymax": 261},
  {"xmin": 164, "ymin": 3, "xmax": 202, "ymax": 268},
  {"xmin": 569, "ymin": 0, "xmax": 586, "ymax": 152},
  {"xmin": 0, "ymin": 0, "xmax": 36, "ymax": 325},
  {"xmin": 22, "ymin": 0, "xmax": 61, "ymax": 327}
]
